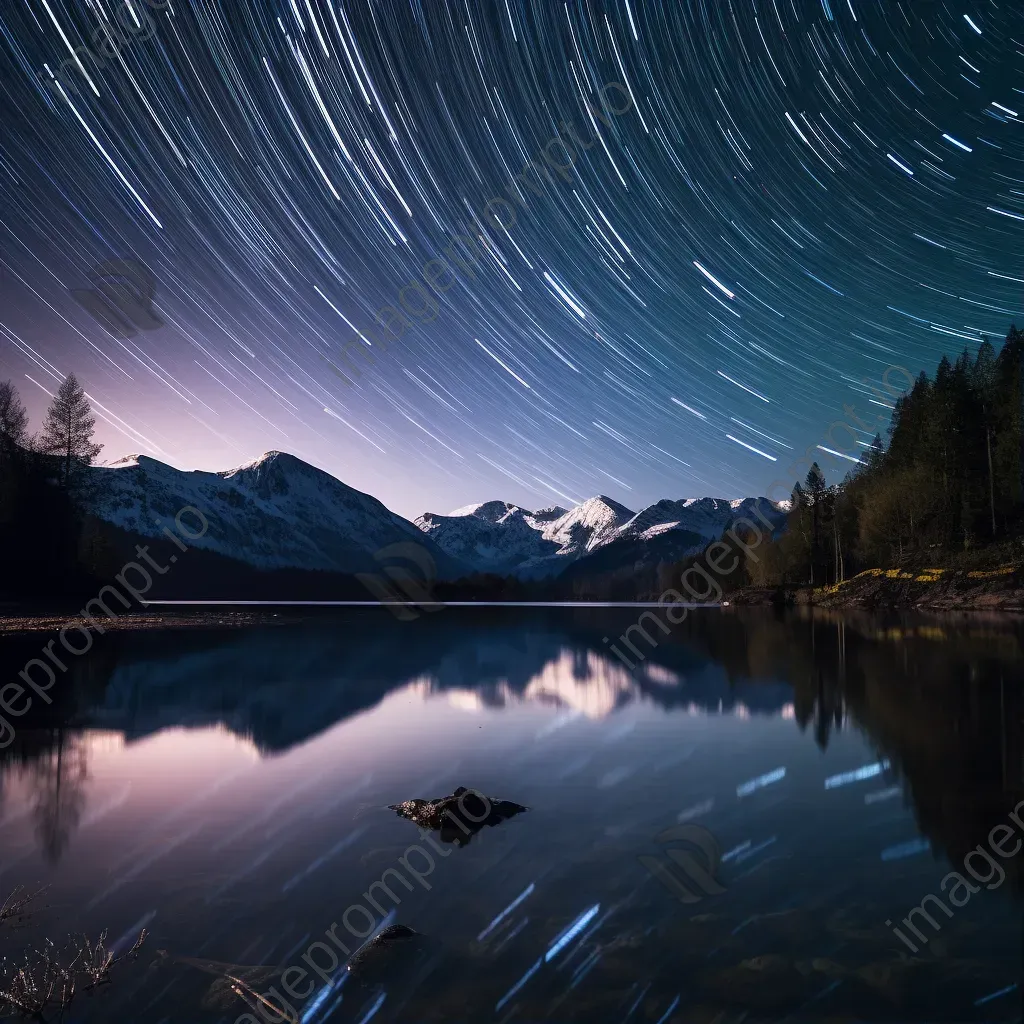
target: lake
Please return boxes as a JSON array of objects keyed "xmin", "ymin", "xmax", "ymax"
[{"xmin": 0, "ymin": 607, "xmax": 1022, "ymax": 1023}]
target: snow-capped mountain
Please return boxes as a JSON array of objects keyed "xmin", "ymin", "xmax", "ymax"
[
  {"xmin": 529, "ymin": 505, "xmax": 570, "ymax": 523},
  {"xmin": 414, "ymin": 503, "xmax": 560, "ymax": 576},
  {"xmin": 414, "ymin": 494, "xmax": 636, "ymax": 576},
  {"xmin": 416, "ymin": 493, "xmax": 789, "ymax": 578},
  {"xmin": 86, "ymin": 450, "xmax": 466, "ymax": 577},
  {"xmin": 541, "ymin": 495, "xmax": 636, "ymax": 554},
  {"xmin": 83, "ymin": 447, "xmax": 789, "ymax": 585},
  {"xmin": 617, "ymin": 497, "xmax": 787, "ymax": 542}
]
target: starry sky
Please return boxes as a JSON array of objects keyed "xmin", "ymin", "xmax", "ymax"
[{"xmin": 1, "ymin": 1, "xmax": 1022, "ymax": 519}]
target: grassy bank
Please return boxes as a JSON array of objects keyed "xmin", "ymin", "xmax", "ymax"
[{"xmin": 731, "ymin": 559, "xmax": 1024, "ymax": 612}]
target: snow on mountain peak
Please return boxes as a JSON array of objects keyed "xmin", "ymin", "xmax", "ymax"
[
  {"xmin": 416, "ymin": 499, "xmax": 558, "ymax": 574},
  {"xmin": 86, "ymin": 450, "xmax": 461, "ymax": 576},
  {"xmin": 618, "ymin": 497, "xmax": 787, "ymax": 545},
  {"xmin": 87, "ymin": 446, "xmax": 790, "ymax": 586},
  {"xmin": 539, "ymin": 495, "xmax": 636, "ymax": 554},
  {"xmin": 239, "ymin": 449, "xmax": 288, "ymax": 467},
  {"xmin": 418, "ymin": 492, "xmax": 789, "ymax": 578},
  {"xmin": 447, "ymin": 500, "xmax": 527, "ymax": 522},
  {"xmin": 223, "ymin": 449, "xmax": 310, "ymax": 479}
]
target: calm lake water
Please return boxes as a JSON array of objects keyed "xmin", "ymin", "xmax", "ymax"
[{"xmin": 1, "ymin": 607, "xmax": 1022, "ymax": 1023}]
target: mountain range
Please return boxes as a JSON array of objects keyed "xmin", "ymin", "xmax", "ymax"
[
  {"xmin": 416, "ymin": 494, "xmax": 788, "ymax": 578},
  {"xmin": 82, "ymin": 450, "xmax": 789, "ymax": 590}
]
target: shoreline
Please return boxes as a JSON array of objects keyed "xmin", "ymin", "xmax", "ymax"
[
  {"xmin": 0, "ymin": 609, "xmax": 290, "ymax": 636},
  {"xmin": 2, "ymin": 580, "xmax": 1024, "ymax": 634},
  {"xmin": 729, "ymin": 564, "xmax": 1024, "ymax": 612}
]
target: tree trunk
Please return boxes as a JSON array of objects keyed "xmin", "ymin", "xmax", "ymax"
[
  {"xmin": 987, "ymin": 426, "xmax": 997, "ymax": 537},
  {"xmin": 64, "ymin": 406, "xmax": 72, "ymax": 487},
  {"xmin": 833, "ymin": 518, "xmax": 841, "ymax": 584}
]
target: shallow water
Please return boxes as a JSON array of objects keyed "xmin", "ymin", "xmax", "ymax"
[{"xmin": 0, "ymin": 607, "xmax": 1022, "ymax": 1023}]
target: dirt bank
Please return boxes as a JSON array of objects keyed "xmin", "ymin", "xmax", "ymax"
[{"xmin": 729, "ymin": 564, "xmax": 1024, "ymax": 612}]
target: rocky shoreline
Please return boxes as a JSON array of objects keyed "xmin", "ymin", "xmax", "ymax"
[
  {"xmin": 0, "ymin": 608, "xmax": 288, "ymax": 635},
  {"xmin": 729, "ymin": 564, "xmax": 1024, "ymax": 612}
]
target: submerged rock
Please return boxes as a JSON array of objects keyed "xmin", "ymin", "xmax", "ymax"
[
  {"xmin": 347, "ymin": 924, "xmax": 419, "ymax": 971},
  {"xmin": 346, "ymin": 924, "xmax": 441, "ymax": 994},
  {"xmin": 388, "ymin": 786, "xmax": 527, "ymax": 846}
]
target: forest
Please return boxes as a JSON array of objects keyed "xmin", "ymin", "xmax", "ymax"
[
  {"xmin": 547, "ymin": 324, "xmax": 1024, "ymax": 602},
  {"xmin": 663, "ymin": 324, "xmax": 1024, "ymax": 596}
]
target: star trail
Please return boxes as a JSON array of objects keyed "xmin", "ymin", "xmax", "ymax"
[{"xmin": 1, "ymin": 0, "xmax": 1022, "ymax": 517}]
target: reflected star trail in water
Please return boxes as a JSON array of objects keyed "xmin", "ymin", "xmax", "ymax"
[{"xmin": 1, "ymin": 2, "xmax": 1022, "ymax": 516}]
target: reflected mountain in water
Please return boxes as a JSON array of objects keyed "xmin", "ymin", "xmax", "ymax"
[
  {"xmin": 0, "ymin": 612, "xmax": 798, "ymax": 757},
  {"xmin": 58, "ymin": 611, "xmax": 807, "ymax": 750},
  {"xmin": 1, "ymin": 608, "xmax": 1022, "ymax": 887}
]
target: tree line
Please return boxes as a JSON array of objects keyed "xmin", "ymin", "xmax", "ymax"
[
  {"xmin": 0, "ymin": 374, "xmax": 105, "ymax": 601},
  {"xmin": 562, "ymin": 324, "xmax": 1024, "ymax": 601},
  {"xmin": 731, "ymin": 324, "xmax": 1024, "ymax": 589}
]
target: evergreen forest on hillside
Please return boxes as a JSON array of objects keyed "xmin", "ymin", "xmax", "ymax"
[
  {"xmin": 745, "ymin": 324, "xmax": 1024, "ymax": 589},
  {"xmin": 563, "ymin": 325, "xmax": 1024, "ymax": 601}
]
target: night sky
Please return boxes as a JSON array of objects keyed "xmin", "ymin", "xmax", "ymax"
[{"xmin": 1, "ymin": 1, "xmax": 1022, "ymax": 519}]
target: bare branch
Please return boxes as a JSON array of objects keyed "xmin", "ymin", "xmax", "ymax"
[
  {"xmin": 0, "ymin": 892, "xmax": 145, "ymax": 1021},
  {"xmin": 0, "ymin": 889, "xmax": 47, "ymax": 932}
]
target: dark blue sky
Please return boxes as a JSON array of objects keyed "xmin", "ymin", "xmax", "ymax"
[{"xmin": 1, "ymin": 1, "xmax": 1022, "ymax": 517}]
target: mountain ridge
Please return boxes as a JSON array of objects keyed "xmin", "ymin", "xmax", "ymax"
[
  {"xmin": 87, "ymin": 450, "xmax": 468, "ymax": 579},
  {"xmin": 416, "ymin": 488, "xmax": 788, "ymax": 579},
  {"xmin": 85, "ymin": 449, "xmax": 789, "ymax": 583}
]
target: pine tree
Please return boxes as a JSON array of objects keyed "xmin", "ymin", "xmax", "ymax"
[
  {"xmin": 805, "ymin": 463, "xmax": 827, "ymax": 580},
  {"xmin": 864, "ymin": 434, "xmax": 885, "ymax": 470},
  {"xmin": 994, "ymin": 325, "xmax": 1024, "ymax": 514},
  {"xmin": 747, "ymin": 328, "xmax": 1024, "ymax": 583},
  {"xmin": 972, "ymin": 339, "xmax": 998, "ymax": 537},
  {"xmin": 0, "ymin": 379, "xmax": 28, "ymax": 464},
  {"xmin": 40, "ymin": 374, "xmax": 102, "ymax": 486}
]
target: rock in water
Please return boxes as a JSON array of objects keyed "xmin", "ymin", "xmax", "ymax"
[
  {"xmin": 388, "ymin": 786, "xmax": 527, "ymax": 846},
  {"xmin": 346, "ymin": 925, "xmax": 439, "ymax": 993},
  {"xmin": 347, "ymin": 925, "xmax": 418, "ymax": 971}
]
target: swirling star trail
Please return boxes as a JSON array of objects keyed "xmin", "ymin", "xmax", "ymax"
[{"xmin": 1, "ymin": 1, "xmax": 1021, "ymax": 516}]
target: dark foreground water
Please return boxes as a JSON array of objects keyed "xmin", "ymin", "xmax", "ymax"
[{"xmin": 1, "ymin": 607, "xmax": 1023, "ymax": 1023}]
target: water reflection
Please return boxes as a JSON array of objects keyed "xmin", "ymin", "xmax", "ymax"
[
  {"xmin": 0, "ymin": 607, "xmax": 1021, "ymax": 1022},
  {"xmin": 5, "ymin": 609, "xmax": 1021, "ymax": 869}
]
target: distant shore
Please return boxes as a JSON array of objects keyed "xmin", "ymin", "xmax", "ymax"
[
  {"xmin": 0, "ymin": 608, "xmax": 288, "ymax": 635},
  {"xmin": 729, "ymin": 564, "xmax": 1024, "ymax": 612},
  {"xmin": 2, "ymin": 570, "xmax": 1023, "ymax": 636}
]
